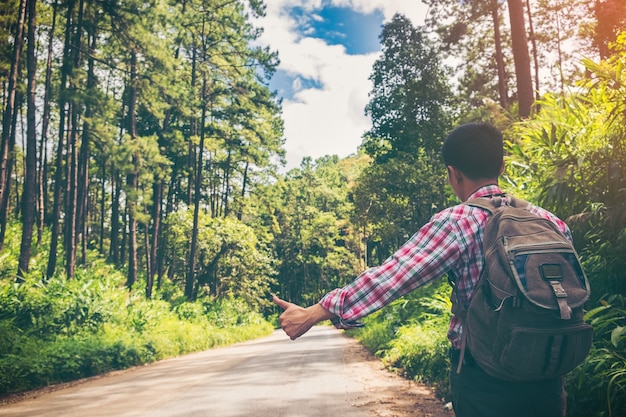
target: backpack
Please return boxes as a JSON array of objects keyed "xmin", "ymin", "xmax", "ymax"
[{"xmin": 452, "ymin": 195, "xmax": 593, "ymax": 382}]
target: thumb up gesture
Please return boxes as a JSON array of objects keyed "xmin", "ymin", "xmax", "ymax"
[{"xmin": 273, "ymin": 295, "xmax": 334, "ymax": 340}]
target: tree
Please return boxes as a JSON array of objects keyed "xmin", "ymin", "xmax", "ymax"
[
  {"xmin": 425, "ymin": 0, "xmax": 592, "ymax": 117},
  {"xmin": 2, "ymin": 0, "xmax": 282, "ymax": 298},
  {"xmin": 504, "ymin": 37, "xmax": 626, "ymax": 415},
  {"xmin": 492, "ymin": 0, "xmax": 509, "ymax": 108},
  {"xmin": 180, "ymin": 0, "xmax": 281, "ymax": 299},
  {"xmin": 46, "ymin": 0, "xmax": 78, "ymax": 279},
  {"xmin": 358, "ymin": 14, "xmax": 453, "ymax": 253},
  {"xmin": 507, "ymin": 0, "xmax": 534, "ymax": 118},
  {"xmin": 253, "ymin": 156, "xmax": 363, "ymax": 305},
  {"xmin": 425, "ymin": 0, "xmax": 512, "ymax": 113},
  {"xmin": 591, "ymin": 0, "xmax": 626, "ymax": 59},
  {"xmin": 0, "ymin": 0, "xmax": 26, "ymax": 249},
  {"xmin": 165, "ymin": 210, "xmax": 277, "ymax": 307},
  {"xmin": 16, "ymin": 0, "xmax": 37, "ymax": 278},
  {"xmin": 363, "ymin": 14, "xmax": 453, "ymax": 161}
]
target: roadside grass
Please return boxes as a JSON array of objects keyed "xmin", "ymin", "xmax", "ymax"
[
  {"xmin": 347, "ymin": 280, "xmax": 452, "ymax": 400},
  {"xmin": 0, "ymin": 264, "xmax": 273, "ymax": 396}
]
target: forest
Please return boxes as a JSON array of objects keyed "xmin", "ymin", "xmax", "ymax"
[{"xmin": 0, "ymin": 0, "xmax": 625, "ymax": 416}]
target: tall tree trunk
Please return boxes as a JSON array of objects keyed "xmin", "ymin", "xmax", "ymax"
[
  {"xmin": 185, "ymin": 75, "xmax": 207, "ymax": 301},
  {"xmin": 13, "ymin": 97, "xmax": 22, "ymax": 219},
  {"xmin": 507, "ymin": 0, "xmax": 534, "ymax": 118},
  {"xmin": 64, "ymin": 113, "xmax": 78, "ymax": 279},
  {"xmin": 146, "ymin": 105, "xmax": 170, "ymax": 298},
  {"xmin": 76, "ymin": 17, "xmax": 96, "ymax": 266},
  {"xmin": 99, "ymin": 162, "xmax": 106, "ymax": 254},
  {"xmin": 125, "ymin": 52, "xmax": 139, "ymax": 289},
  {"xmin": 553, "ymin": 0, "xmax": 566, "ymax": 93},
  {"xmin": 158, "ymin": 173, "xmax": 179, "ymax": 289},
  {"xmin": 120, "ymin": 204, "xmax": 127, "ymax": 266},
  {"xmin": 143, "ymin": 224, "xmax": 150, "ymax": 291},
  {"xmin": 222, "ymin": 149, "xmax": 231, "ymax": 217},
  {"xmin": 0, "ymin": 0, "xmax": 27, "ymax": 249},
  {"xmin": 17, "ymin": 0, "xmax": 38, "ymax": 279},
  {"xmin": 0, "ymin": 94, "xmax": 20, "ymax": 247},
  {"xmin": 238, "ymin": 160, "xmax": 249, "ymax": 220},
  {"xmin": 64, "ymin": 0, "xmax": 85, "ymax": 279},
  {"xmin": 491, "ymin": 0, "xmax": 508, "ymax": 108},
  {"xmin": 186, "ymin": 46, "xmax": 198, "ymax": 206},
  {"xmin": 593, "ymin": 0, "xmax": 626, "ymax": 60},
  {"xmin": 37, "ymin": 0, "xmax": 58, "ymax": 245},
  {"xmin": 525, "ymin": 0, "xmax": 540, "ymax": 98},
  {"xmin": 47, "ymin": 0, "xmax": 76, "ymax": 279},
  {"xmin": 109, "ymin": 171, "xmax": 121, "ymax": 264},
  {"xmin": 147, "ymin": 179, "xmax": 163, "ymax": 298}
]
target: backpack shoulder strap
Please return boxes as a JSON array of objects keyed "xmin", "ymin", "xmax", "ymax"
[
  {"xmin": 463, "ymin": 194, "xmax": 505, "ymax": 213},
  {"xmin": 507, "ymin": 196, "xmax": 530, "ymax": 210},
  {"xmin": 465, "ymin": 194, "xmax": 533, "ymax": 213}
]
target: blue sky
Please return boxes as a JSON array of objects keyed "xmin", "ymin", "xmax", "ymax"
[
  {"xmin": 291, "ymin": 6, "xmax": 383, "ymax": 55},
  {"xmin": 269, "ymin": 6, "xmax": 384, "ymax": 101},
  {"xmin": 253, "ymin": 1, "xmax": 430, "ymax": 170}
]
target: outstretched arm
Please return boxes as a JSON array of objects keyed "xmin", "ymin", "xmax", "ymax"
[{"xmin": 273, "ymin": 295, "xmax": 336, "ymax": 340}]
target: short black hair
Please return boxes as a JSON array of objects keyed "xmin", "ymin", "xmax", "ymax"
[{"xmin": 441, "ymin": 123, "xmax": 504, "ymax": 180}]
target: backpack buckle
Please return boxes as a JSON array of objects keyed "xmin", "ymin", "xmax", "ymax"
[
  {"xmin": 550, "ymin": 280, "xmax": 568, "ymax": 298},
  {"xmin": 548, "ymin": 280, "xmax": 572, "ymax": 319}
]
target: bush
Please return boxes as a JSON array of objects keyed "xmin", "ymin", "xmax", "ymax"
[
  {"xmin": 348, "ymin": 280, "xmax": 452, "ymax": 400},
  {"xmin": 0, "ymin": 265, "xmax": 273, "ymax": 396},
  {"xmin": 566, "ymin": 295, "xmax": 626, "ymax": 417}
]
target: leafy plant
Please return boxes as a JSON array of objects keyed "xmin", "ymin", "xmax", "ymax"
[
  {"xmin": 0, "ymin": 261, "xmax": 273, "ymax": 396},
  {"xmin": 566, "ymin": 295, "xmax": 626, "ymax": 417},
  {"xmin": 348, "ymin": 280, "xmax": 453, "ymax": 400}
]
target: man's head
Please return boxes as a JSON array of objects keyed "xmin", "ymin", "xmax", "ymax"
[{"xmin": 441, "ymin": 123, "xmax": 504, "ymax": 181}]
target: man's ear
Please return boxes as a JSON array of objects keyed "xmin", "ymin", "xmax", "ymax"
[
  {"xmin": 448, "ymin": 165, "xmax": 464, "ymax": 183},
  {"xmin": 499, "ymin": 160, "xmax": 505, "ymax": 175}
]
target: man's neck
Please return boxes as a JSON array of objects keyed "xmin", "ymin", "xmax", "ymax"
[{"xmin": 460, "ymin": 180, "xmax": 499, "ymax": 201}]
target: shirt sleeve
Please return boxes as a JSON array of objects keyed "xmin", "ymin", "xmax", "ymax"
[{"xmin": 319, "ymin": 215, "xmax": 461, "ymax": 327}]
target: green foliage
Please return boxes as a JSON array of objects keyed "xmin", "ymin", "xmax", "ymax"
[
  {"xmin": 384, "ymin": 322, "xmax": 450, "ymax": 399},
  {"xmin": 352, "ymin": 149, "xmax": 448, "ymax": 261},
  {"xmin": 356, "ymin": 14, "xmax": 454, "ymax": 261},
  {"xmin": 255, "ymin": 155, "xmax": 364, "ymax": 305},
  {"xmin": 566, "ymin": 295, "xmax": 626, "ymax": 417},
  {"xmin": 363, "ymin": 14, "xmax": 454, "ymax": 161},
  {"xmin": 577, "ymin": 220, "xmax": 626, "ymax": 302},
  {"xmin": 348, "ymin": 280, "xmax": 453, "ymax": 401},
  {"xmin": 163, "ymin": 210, "xmax": 277, "ymax": 308},
  {"xmin": 505, "ymin": 90, "xmax": 623, "ymax": 218},
  {"xmin": 0, "ymin": 263, "xmax": 273, "ymax": 396},
  {"xmin": 505, "ymin": 34, "xmax": 626, "ymax": 220}
]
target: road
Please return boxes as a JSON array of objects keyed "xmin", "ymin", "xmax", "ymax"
[{"xmin": 0, "ymin": 326, "xmax": 450, "ymax": 417}]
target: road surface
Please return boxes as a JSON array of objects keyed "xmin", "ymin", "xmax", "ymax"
[{"xmin": 0, "ymin": 326, "xmax": 450, "ymax": 417}]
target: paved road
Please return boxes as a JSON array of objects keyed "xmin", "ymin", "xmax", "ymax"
[{"xmin": 0, "ymin": 326, "xmax": 420, "ymax": 417}]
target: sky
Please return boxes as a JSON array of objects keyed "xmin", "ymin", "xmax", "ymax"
[{"xmin": 252, "ymin": 0, "xmax": 431, "ymax": 171}]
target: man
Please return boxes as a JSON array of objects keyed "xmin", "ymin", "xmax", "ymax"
[{"xmin": 274, "ymin": 123, "xmax": 568, "ymax": 417}]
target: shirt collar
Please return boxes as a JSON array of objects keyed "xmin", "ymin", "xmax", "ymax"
[{"xmin": 467, "ymin": 184, "xmax": 503, "ymax": 200}]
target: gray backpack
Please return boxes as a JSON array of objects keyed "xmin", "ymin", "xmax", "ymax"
[{"xmin": 452, "ymin": 196, "xmax": 593, "ymax": 381}]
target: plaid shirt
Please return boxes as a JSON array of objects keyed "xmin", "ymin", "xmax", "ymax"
[{"xmin": 319, "ymin": 184, "xmax": 572, "ymax": 349}]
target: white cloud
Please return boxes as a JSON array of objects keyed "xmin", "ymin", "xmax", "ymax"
[
  {"xmin": 282, "ymin": 51, "xmax": 377, "ymax": 168},
  {"xmin": 337, "ymin": 0, "xmax": 430, "ymax": 23},
  {"xmin": 253, "ymin": 0, "xmax": 430, "ymax": 170}
]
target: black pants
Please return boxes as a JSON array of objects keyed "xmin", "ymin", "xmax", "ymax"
[{"xmin": 449, "ymin": 349, "xmax": 564, "ymax": 417}]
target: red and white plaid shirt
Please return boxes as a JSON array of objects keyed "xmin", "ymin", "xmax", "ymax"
[{"xmin": 319, "ymin": 184, "xmax": 572, "ymax": 349}]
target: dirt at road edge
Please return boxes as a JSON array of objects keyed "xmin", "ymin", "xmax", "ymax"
[{"xmin": 341, "ymin": 334, "xmax": 453, "ymax": 417}]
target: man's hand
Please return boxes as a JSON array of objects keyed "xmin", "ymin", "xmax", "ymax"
[{"xmin": 273, "ymin": 295, "xmax": 335, "ymax": 340}]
